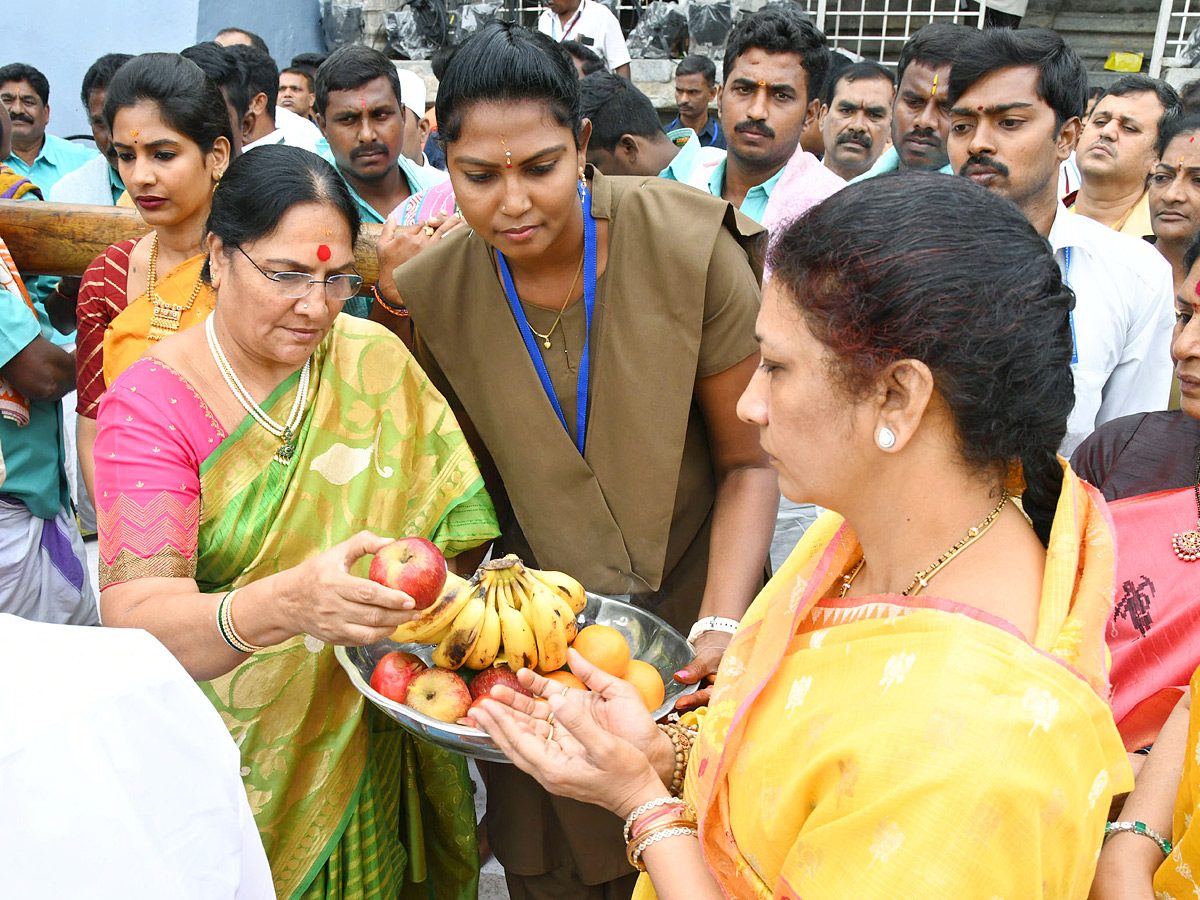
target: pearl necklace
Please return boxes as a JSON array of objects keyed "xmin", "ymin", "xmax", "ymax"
[{"xmin": 205, "ymin": 315, "xmax": 311, "ymax": 465}]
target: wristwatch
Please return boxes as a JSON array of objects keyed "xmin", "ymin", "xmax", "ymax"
[{"xmin": 686, "ymin": 616, "xmax": 740, "ymax": 652}]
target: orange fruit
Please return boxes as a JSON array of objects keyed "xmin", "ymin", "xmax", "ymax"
[
  {"xmin": 571, "ymin": 624, "xmax": 631, "ymax": 678},
  {"xmin": 542, "ymin": 670, "xmax": 587, "ymax": 693},
  {"xmin": 622, "ymin": 659, "xmax": 665, "ymax": 712}
]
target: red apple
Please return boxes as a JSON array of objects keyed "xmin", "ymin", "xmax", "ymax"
[
  {"xmin": 368, "ymin": 536, "xmax": 448, "ymax": 609},
  {"xmin": 405, "ymin": 667, "xmax": 472, "ymax": 723},
  {"xmin": 469, "ymin": 665, "xmax": 531, "ymax": 704},
  {"xmin": 370, "ymin": 650, "xmax": 427, "ymax": 703}
]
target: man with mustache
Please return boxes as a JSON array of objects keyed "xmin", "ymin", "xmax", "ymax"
[
  {"xmin": 819, "ymin": 60, "xmax": 894, "ymax": 181},
  {"xmin": 315, "ymin": 46, "xmax": 442, "ymax": 227},
  {"xmin": 853, "ymin": 22, "xmax": 972, "ymax": 181},
  {"xmin": 668, "ymin": 55, "xmax": 724, "ymax": 150},
  {"xmin": 314, "ymin": 45, "xmax": 443, "ymax": 317},
  {"xmin": 685, "ymin": 6, "xmax": 830, "ymax": 224},
  {"xmin": 948, "ymin": 27, "xmax": 1175, "ymax": 453},
  {"xmin": 0, "ymin": 63, "xmax": 97, "ymax": 195},
  {"xmin": 1072, "ymin": 75, "xmax": 1181, "ymax": 240}
]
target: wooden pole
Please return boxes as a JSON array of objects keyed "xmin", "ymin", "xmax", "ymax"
[{"xmin": 0, "ymin": 199, "xmax": 384, "ymax": 283}]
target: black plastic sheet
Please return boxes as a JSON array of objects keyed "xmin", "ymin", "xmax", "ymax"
[
  {"xmin": 321, "ymin": 0, "xmax": 364, "ymax": 51},
  {"xmin": 450, "ymin": 2, "xmax": 502, "ymax": 44},
  {"xmin": 687, "ymin": 0, "xmax": 730, "ymax": 49},
  {"xmin": 385, "ymin": 0, "xmax": 449, "ymax": 59},
  {"xmin": 626, "ymin": 1, "xmax": 688, "ymax": 59}
]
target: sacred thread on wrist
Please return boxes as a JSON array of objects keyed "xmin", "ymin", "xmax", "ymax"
[{"xmin": 372, "ymin": 281, "xmax": 409, "ymax": 317}]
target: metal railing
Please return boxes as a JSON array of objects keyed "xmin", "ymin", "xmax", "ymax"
[
  {"xmin": 1150, "ymin": 0, "xmax": 1200, "ymax": 77},
  {"xmin": 813, "ymin": 0, "xmax": 985, "ymax": 65},
  {"xmin": 505, "ymin": 0, "xmax": 986, "ymax": 66}
]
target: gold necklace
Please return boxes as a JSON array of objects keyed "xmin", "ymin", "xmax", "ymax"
[
  {"xmin": 525, "ymin": 247, "xmax": 586, "ymax": 350},
  {"xmin": 840, "ymin": 491, "xmax": 1011, "ymax": 599},
  {"xmin": 1172, "ymin": 452, "xmax": 1200, "ymax": 562},
  {"xmin": 146, "ymin": 232, "xmax": 205, "ymax": 343},
  {"xmin": 1111, "ymin": 189, "xmax": 1145, "ymax": 233}
]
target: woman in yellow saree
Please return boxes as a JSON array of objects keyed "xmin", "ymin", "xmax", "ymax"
[
  {"xmin": 470, "ymin": 174, "xmax": 1132, "ymax": 899},
  {"xmin": 94, "ymin": 145, "xmax": 498, "ymax": 900},
  {"xmin": 76, "ymin": 53, "xmax": 231, "ymax": 503}
]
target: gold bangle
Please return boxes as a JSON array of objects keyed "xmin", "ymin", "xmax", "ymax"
[{"xmin": 222, "ymin": 588, "xmax": 266, "ymax": 653}]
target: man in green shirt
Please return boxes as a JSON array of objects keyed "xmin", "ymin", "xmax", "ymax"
[
  {"xmin": 683, "ymin": 6, "xmax": 829, "ymax": 223},
  {"xmin": 0, "ymin": 62, "xmax": 97, "ymax": 195},
  {"xmin": 313, "ymin": 47, "xmax": 443, "ymax": 318},
  {"xmin": 0, "ymin": 105, "xmax": 94, "ymax": 625}
]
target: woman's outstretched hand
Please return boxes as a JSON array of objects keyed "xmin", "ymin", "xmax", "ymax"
[
  {"xmin": 279, "ymin": 530, "xmax": 419, "ymax": 646},
  {"xmin": 672, "ymin": 630, "xmax": 730, "ymax": 711},
  {"xmin": 472, "ymin": 650, "xmax": 670, "ymax": 817}
]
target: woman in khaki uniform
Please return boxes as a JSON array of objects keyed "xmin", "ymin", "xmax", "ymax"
[{"xmin": 371, "ymin": 23, "xmax": 778, "ymax": 900}]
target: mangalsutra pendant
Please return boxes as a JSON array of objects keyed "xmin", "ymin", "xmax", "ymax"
[
  {"xmin": 273, "ymin": 428, "xmax": 295, "ymax": 466},
  {"xmin": 1175, "ymin": 454, "xmax": 1200, "ymax": 561},
  {"xmin": 1173, "ymin": 526, "xmax": 1200, "ymax": 562}
]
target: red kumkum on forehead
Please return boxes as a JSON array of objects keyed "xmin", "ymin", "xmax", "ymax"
[{"xmin": 317, "ymin": 244, "xmax": 331, "ymax": 261}]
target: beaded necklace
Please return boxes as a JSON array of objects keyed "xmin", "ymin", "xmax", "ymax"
[{"xmin": 205, "ymin": 315, "xmax": 311, "ymax": 465}]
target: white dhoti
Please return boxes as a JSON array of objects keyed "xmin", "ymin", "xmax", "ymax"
[{"xmin": 0, "ymin": 498, "xmax": 98, "ymax": 624}]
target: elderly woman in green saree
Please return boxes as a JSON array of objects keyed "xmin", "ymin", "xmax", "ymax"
[{"xmin": 93, "ymin": 144, "xmax": 499, "ymax": 900}]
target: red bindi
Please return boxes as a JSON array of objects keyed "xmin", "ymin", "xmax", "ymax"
[{"xmin": 317, "ymin": 244, "xmax": 331, "ymax": 261}]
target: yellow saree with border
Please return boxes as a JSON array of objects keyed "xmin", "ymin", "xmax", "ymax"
[
  {"xmin": 638, "ymin": 462, "xmax": 1131, "ymax": 899},
  {"xmin": 196, "ymin": 316, "xmax": 498, "ymax": 900},
  {"xmin": 102, "ymin": 252, "xmax": 214, "ymax": 387},
  {"xmin": 1153, "ymin": 666, "xmax": 1200, "ymax": 897}
]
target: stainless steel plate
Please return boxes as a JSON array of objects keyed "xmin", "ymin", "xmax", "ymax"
[{"xmin": 335, "ymin": 592, "xmax": 699, "ymax": 763}]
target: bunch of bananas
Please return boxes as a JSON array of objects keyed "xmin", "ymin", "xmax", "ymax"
[{"xmin": 388, "ymin": 555, "xmax": 587, "ymax": 672}]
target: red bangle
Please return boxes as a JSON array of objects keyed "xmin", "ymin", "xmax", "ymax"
[{"xmin": 630, "ymin": 805, "xmax": 684, "ymax": 841}]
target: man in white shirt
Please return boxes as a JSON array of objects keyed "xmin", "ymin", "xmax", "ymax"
[
  {"xmin": 1, "ymin": 614, "xmax": 274, "ymax": 899},
  {"xmin": 395, "ymin": 67, "xmax": 449, "ymax": 184},
  {"xmin": 228, "ymin": 45, "xmax": 322, "ymax": 154},
  {"xmin": 948, "ymin": 27, "xmax": 1174, "ymax": 454},
  {"xmin": 538, "ymin": 0, "xmax": 631, "ymax": 79},
  {"xmin": 578, "ymin": 71, "xmax": 724, "ymax": 180}
]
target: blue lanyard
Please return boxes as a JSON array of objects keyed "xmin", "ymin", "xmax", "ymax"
[
  {"xmin": 496, "ymin": 183, "xmax": 596, "ymax": 456},
  {"xmin": 1063, "ymin": 246, "xmax": 1079, "ymax": 365}
]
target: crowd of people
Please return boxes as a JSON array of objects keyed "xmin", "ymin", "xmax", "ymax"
[{"xmin": 1, "ymin": 6, "xmax": 1199, "ymax": 899}]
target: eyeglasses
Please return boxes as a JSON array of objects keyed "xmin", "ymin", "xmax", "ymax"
[{"xmin": 234, "ymin": 245, "xmax": 364, "ymax": 303}]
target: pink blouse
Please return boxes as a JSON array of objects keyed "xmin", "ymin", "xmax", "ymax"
[{"xmin": 94, "ymin": 357, "xmax": 227, "ymax": 589}]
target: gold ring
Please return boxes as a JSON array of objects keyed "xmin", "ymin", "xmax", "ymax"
[
  {"xmin": 546, "ymin": 711, "xmax": 555, "ymax": 727},
  {"xmin": 423, "ymin": 225, "xmax": 436, "ymax": 237},
  {"xmin": 560, "ymin": 686, "xmax": 570, "ymax": 697}
]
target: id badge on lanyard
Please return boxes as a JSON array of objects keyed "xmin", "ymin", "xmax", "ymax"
[{"xmin": 1064, "ymin": 246, "xmax": 1079, "ymax": 365}]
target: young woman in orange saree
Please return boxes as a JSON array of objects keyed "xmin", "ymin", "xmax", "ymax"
[{"xmin": 75, "ymin": 53, "xmax": 230, "ymax": 501}]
